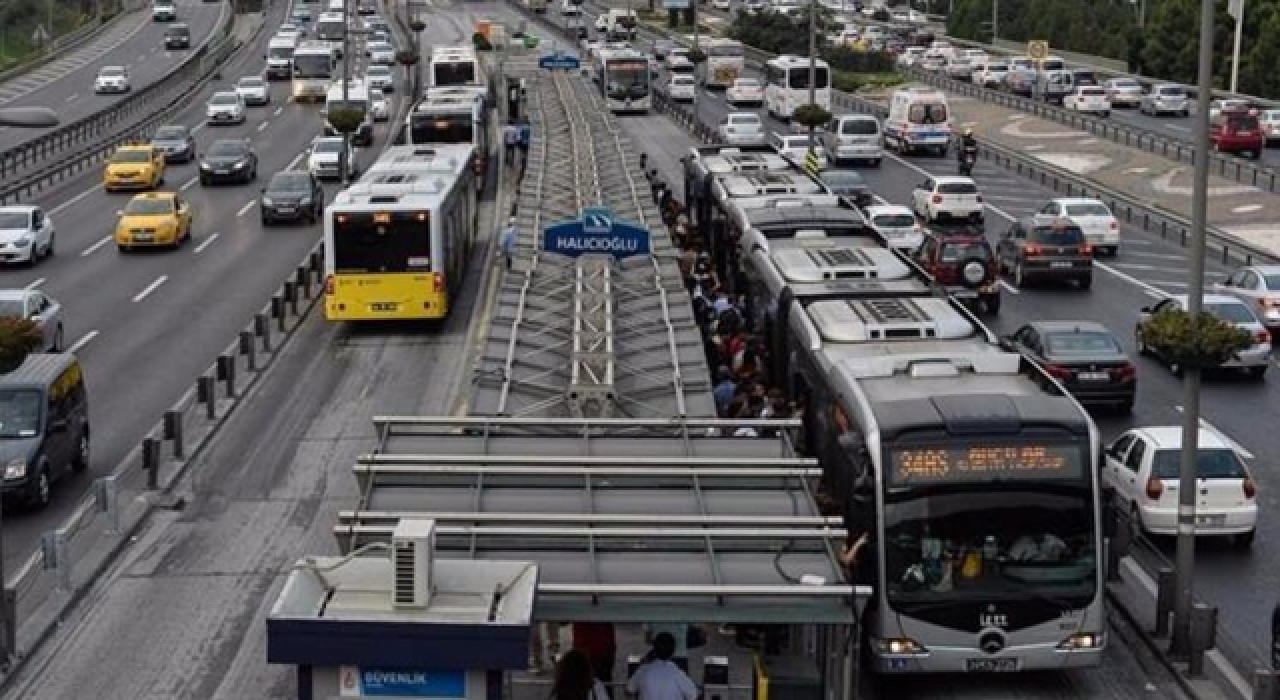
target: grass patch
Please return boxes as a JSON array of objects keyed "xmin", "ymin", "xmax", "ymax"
[{"xmin": 833, "ymin": 70, "xmax": 906, "ymax": 93}]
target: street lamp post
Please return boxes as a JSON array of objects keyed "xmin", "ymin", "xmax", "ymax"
[
  {"xmin": 1171, "ymin": 0, "xmax": 1216, "ymax": 657},
  {"xmin": 1228, "ymin": 0, "xmax": 1245, "ymax": 94},
  {"xmin": 807, "ymin": 0, "xmax": 816, "ymax": 151},
  {"xmin": 341, "ymin": 0, "xmax": 351, "ymax": 184},
  {"xmin": 991, "ymin": 0, "xmax": 998, "ymax": 41}
]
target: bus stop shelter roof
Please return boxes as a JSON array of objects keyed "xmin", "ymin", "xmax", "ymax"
[{"xmin": 338, "ymin": 416, "xmax": 864, "ymax": 624}]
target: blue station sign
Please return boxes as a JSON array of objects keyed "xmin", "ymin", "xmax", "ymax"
[
  {"xmin": 538, "ymin": 51, "xmax": 581, "ymax": 71},
  {"xmin": 542, "ymin": 206, "xmax": 651, "ymax": 259},
  {"xmin": 340, "ymin": 667, "xmax": 467, "ymax": 698}
]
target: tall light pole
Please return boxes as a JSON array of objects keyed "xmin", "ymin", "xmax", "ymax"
[
  {"xmin": 1171, "ymin": 0, "xmax": 1215, "ymax": 657},
  {"xmin": 991, "ymin": 0, "xmax": 998, "ymax": 40},
  {"xmin": 1228, "ymin": 0, "xmax": 1244, "ymax": 93},
  {"xmin": 807, "ymin": 0, "xmax": 817, "ymax": 151},
  {"xmin": 341, "ymin": 0, "xmax": 351, "ymax": 184}
]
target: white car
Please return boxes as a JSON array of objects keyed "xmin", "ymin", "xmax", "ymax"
[
  {"xmin": 1138, "ymin": 294, "xmax": 1272, "ymax": 377},
  {"xmin": 235, "ymin": 75, "xmax": 270, "ymax": 106},
  {"xmin": 974, "ymin": 61, "xmax": 1008, "ymax": 87},
  {"xmin": 769, "ymin": 132, "xmax": 828, "ymax": 169},
  {"xmin": 206, "ymin": 91, "xmax": 247, "ymax": 124},
  {"xmin": 369, "ymin": 88, "xmax": 389, "ymax": 121},
  {"xmin": 1063, "ymin": 86, "xmax": 1111, "ymax": 117},
  {"xmin": 0, "ymin": 206, "xmax": 56, "ymax": 265},
  {"xmin": 1259, "ymin": 109, "xmax": 1280, "ymax": 146},
  {"xmin": 275, "ymin": 26, "xmax": 301, "ymax": 42},
  {"xmin": 864, "ymin": 205, "xmax": 923, "ymax": 251},
  {"xmin": 725, "ymin": 78, "xmax": 763, "ymax": 106},
  {"xmin": 944, "ymin": 57, "xmax": 972, "ymax": 81},
  {"xmin": 911, "ymin": 175, "xmax": 984, "ymax": 223},
  {"xmin": 712, "ymin": 0, "xmax": 730, "ymax": 9},
  {"xmin": 1103, "ymin": 426, "xmax": 1256, "ymax": 547},
  {"xmin": 1103, "ymin": 78, "xmax": 1143, "ymax": 108},
  {"xmin": 94, "ymin": 66, "xmax": 131, "ymax": 94},
  {"xmin": 152, "ymin": 0, "xmax": 176, "ymax": 20},
  {"xmin": 0, "ymin": 288, "xmax": 64, "ymax": 351},
  {"xmin": 1139, "ymin": 84, "xmax": 1189, "ymax": 117},
  {"xmin": 1039, "ymin": 198, "xmax": 1119, "ymax": 255},
  {"xmin": 665, "ymin": 48, "xmax": 691, "ymax": 69},
  {"xmin": 897, "ymin": 47, "xmax": 925, "ymax": 67},
  {"xmin": 823, "ymin": 114, "xmax": 882, "ymax": 166},
  {"xmin": 308, "ymin": 137, "xmax": 358, "ymax": 180},
  {"xmin": 367, "ymin": 40, "xmax": 396, "ymax": 65},
  {"xmin": 717, "ymin": 112, "xmax": 765, "ymax": 146},
  {"xmin": 666, "ymin": 74, "xmax": 696, "ymax": 102},
  {"xmin": 366, "ymin": 64, "xmax": 394, "ymax": 92}
]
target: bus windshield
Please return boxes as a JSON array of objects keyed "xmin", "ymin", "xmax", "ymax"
[
  {"xmin": 605, "ymin": 60, "xmax": 649, "ymax": 99},
  {"xmin": 434, "ymin": 62, "xmax": 476, "ymax": 86},
  {"xmin": 409, "ymin": 114, "xmax": 474, "ymax": 144},
  {"xmin": 294, "ymin": 53, "xmax": 332, "ymax": 77},
  {"xmin": 708, "ymin": 43, "xmax": 742, "ymax": 57},
  {"xmin": 332, "ymin": 212, "xmax": 432, "ymax": 273},
  {"xmin": 315, "ymin": 20, "xmax": 344, "ymax": 40},
  {"xmin": 269, "ymin": 46, "xmax": 294, "ymax": 60},
  {"xmin": 786, "ymin": 66, "xmax": 829, "ymax": 89}
]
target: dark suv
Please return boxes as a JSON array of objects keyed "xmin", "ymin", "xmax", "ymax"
[
  {"xmin": 913, "ymin": 224, "xmax": 1001, "ymax": 315},
  {"xmin": 997, "ymin": 215, "xmax": 1094, "ymax": 289},
  {"xmin": 164, "ymin": 23, "xmax": 191, "ymax": 49}
]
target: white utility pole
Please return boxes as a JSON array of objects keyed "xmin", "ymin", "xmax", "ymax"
[{"xmin": 1228, "ymin": 0, "xmax": 1245, "ymax": 93}]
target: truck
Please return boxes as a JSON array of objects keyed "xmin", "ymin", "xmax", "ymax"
[{"xmin": 266, "ymin": 34, "xmax": 299, "ymax": 81}]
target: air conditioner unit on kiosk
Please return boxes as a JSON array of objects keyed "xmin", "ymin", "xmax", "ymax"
[{"xmin": 391, "ymin": 519, "xmax": 436, "ymax": 609}]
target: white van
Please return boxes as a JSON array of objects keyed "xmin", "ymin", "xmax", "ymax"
[
  {"xmin": 602, "ymin": 8, "xmax": 638, "ymax": 39},
  {"xmin": 884, "ymin": 87, "xmax": 951, "ymax": 156},
  {"xmin": 823, "ymin": 114, "xmax": 883, "ymax": 166},
  {"xmin": 327, "ymin": 0, "xmax": 345, "ymax": 13}
]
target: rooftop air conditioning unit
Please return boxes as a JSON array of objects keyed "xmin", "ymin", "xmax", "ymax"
[{"xmin": 391, "ymin": 519, "xmax": 436, "ymax": 609}]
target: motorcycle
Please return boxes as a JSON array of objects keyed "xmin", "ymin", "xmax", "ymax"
[{"xmin": 957, "ymin": 146, "xmax": 977, "ymax": 176}]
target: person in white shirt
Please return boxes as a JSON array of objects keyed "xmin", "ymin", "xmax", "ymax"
[{"xmin": 627, "ymin": 632, "xmax": 697, "ymax": 700}]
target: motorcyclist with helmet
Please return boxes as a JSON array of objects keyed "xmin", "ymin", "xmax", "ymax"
[{"xmin": 956, "ymin": 126, "xmax": 978, "ymax": 176}]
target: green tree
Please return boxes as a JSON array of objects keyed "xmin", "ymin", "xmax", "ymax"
[
  {"xmin": 1139, "ymin": 308, "xmax": 1253, "ymax": 372},
  {"xmin": 0, "ymin": 318, "xmax": 44, "ymax": 374},
  {"xmin": 326, "ymin": 107, "xmax": 366, "ymax": 135}
]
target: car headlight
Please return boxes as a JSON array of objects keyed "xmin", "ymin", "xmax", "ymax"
[
  {"xmin": 199, "ymin": 162, "xmax": 211, "ymax": 170},
  {"xmin": 233, "ymin": 160, "xmax": 248, "ymax": 169},
  {"xmin": 4, "ymin": 459, "xmax": 26, "ymax": 480},
  {"xmin": 299, "ymin": 197, "xmax": 312, "ymax": 206},
  {"xmin": 262, "ymin": 197, "xmax": 274, "ymax": 206}
]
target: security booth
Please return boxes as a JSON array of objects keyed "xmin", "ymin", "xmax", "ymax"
[{"xmin": 267, "ymin": 519, "xmax": 537, "ymax": 700}]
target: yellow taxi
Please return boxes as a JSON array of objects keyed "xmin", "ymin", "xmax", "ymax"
[
  {"xmin": 114, "ymin": 192, "xmax": 193, "ymax": 251},
  {"xmin": 103, "ymin": 143, "xmax": 166, "ymax": 193}
]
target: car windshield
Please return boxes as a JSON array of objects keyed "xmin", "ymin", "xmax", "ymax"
[
  {"xmin": 101, "ymin": 67, "xmax": 125, "ymax": 77},
  {"xmin": 0, "ymin": 212, "xmax": 29, "ymax": 228},
  {"xmin": 824, "ymin": 172, "xmax": 865, "ymax": 188},
  {"xmin": 735, "ymin": 79, "xmax": 760, "ymax": 89},
  {"xmin": 1065, "ymin": 202, "xmax": 1110, "ymax": 217},
  {"xmin": 1227, "ymin": 115, "xmax": 1260, "ymax": 130},
  {"xmin": 368, "ymin": 66, "xmax": 391, "ymax": 75},
  {"xmin": 0, "ymin": 299, "xmax": 24, "ymax": 318},
  {"xmin": 239, "ymin": 78, "xmax": 264, "ymax": 87},
  {"xmin": 269, "ymin": 173, "xmax": 312, "ymax": 192},
  {"xmin": 840, "ymin": 119, "xmax": 877, "ymax": 135},
  {"xmin": 1157, "ymin": 87, "xmax": 1181, "ymax": 96},
  {"xmin": 211, "ymin": 94, "xmax": 238, "ymax": 105},
  {"xmin": 937, "ymin": 181, "xmax": 977, "ymax": 194},
  {"xmin": 1263, "ymin": 274, "xmax": 1280, "ymax": 289},
  {"xmin": 874, "ymin": 213, "xmax": 916, "ymax": 228},
  {"xmin": 1152, "ymin": 448, "xmax": 1245, "ymax": 480},
  {"xmin": 907, "ymin": 103, "xmax": 947, "ymax": 124},
  {"xmin": 1044, "ymin": 330, "xmax": 1121, "ymax": 356},
  {"xmin": 939, "ymin": 241, "xmax": 991, "ymax": 262},
  {"xmin": 111, "ymin": 149, "xmax": 151, "ymax": 163},
  {"xmin": 154, "ymin": 126, "xmax": 186, "ymax": 140},
  {"xmin": 208, "ymin": 142, "xmax": 246, "ymax": 157},
  {"xmin": 730, "ymin": 115, "xmax": 760, "ymax": 126},
  {"xmin": 1080, "ymin": 87, "xmax": 1105, "ymax": 96},
  {"xmin": 1115, "ymin": 79, "xmax": 1139, "ymax": 89},
  {"xmin": 313, "ymin": 140, "xmax": 342, "ymax": 153},
  {"xmin": 124, "ymin": 198, "xmax": 174, "ymax": 215},
  {"xmin": 1029, "ymin": 225, "xmax": 1084, "ymax": 244},
  {"xmin": 1206, "ymin": 301, "xmax": 1258, "ymax": 324},
  {"xmin": 0, "ymin": 389, "xmax": 42, "ymax": 438}
]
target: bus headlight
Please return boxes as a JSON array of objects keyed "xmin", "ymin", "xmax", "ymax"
[
  {"xmin": 873, "ymin": 637, "xmax": 927, "ymax": 655},
  {"xmin": 1057, "ymin": 632, "xmax": 1105, "ymax": 650}
]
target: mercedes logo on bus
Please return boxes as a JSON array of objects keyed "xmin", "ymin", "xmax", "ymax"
[{"xmin": 979, "ymin": 630, "xmax": 1007, "ymax": 655}]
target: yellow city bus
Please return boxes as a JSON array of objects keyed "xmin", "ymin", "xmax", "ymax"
[{"xmin": 323, "ymin": 144, "xmax": 477, "ymax": 321}]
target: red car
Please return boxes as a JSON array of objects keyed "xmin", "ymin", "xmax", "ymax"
[
  {"xmin": 913, "ymin": 224, "xmax": 1001, "ymax": 315},
  {"xmin": 1209, "ymin": 109, "xmax": 1265, "ymax": 159}
]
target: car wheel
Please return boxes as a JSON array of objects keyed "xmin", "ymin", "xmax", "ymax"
[
  {"xmin": 1078, "ymin": 273, "xmax": 1093, "ymax": 290},
  {"xmin": 1248, "ymin": 364, "xmax": 1267, "ymax": 380},
  {"xmin": 1235, "ymin": 529, "xmax": 1256, "ymax": 548},
  {"xmin": 45, "ymin": 233, "xmax": 55, "ymax": 257},
  {"xmin": 1117, "ymin": 398, "xmax": 1134, "ymax": 415},
  {"xmin": 1101, "ymin": 111, "xmax": 1110, "ymax": 118},
  {"xmin": 72, "ymin": 431, "xmax": 90, "ymax": 472},
  {"xmin": 117, "ymin": 244, "xmax": 130, "ymax": 253},
  {"xmin": 262, "ymin": 213, "xmax": 271, "ymax": 227},
  {"xmin": 1014, "ymin": 261, "xmax": 1027, "ymax": 288},
  {"xmin": 29, "ymin": 464, "xmax": 51, "ymax": 509},
  {"xmin": 1136, "ymin": 329, "xmax": 1149, "ymax": 356},
  {"xmin": 51, "ymin": 324, "xmax": 63, "ymax": 352}
]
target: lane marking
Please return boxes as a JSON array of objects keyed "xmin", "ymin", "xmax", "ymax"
[
  {"xmin": 81, "ymin": 236, "xmax": 112, "ymax": 257},
  {"xmin": 49, "ymin": 185, "xmax": 101, "ymax": 215},
  {"xmin": 257, "ymin": 121, "xmax": 269, "ymax": 132},
  {"xmin": 273, "ymin": 106, "xmax": 284, "ymax": 116},
  {"xmin": 236, "ymin": 200, "xmax": 256, "ymax": 217},
  {"xmin": 67, "ymin": 330, "xmax": 99, "ymax": 355},
  {"xmin": 132, "ymin": 275, "xmax": 168, "ymax": 303},
  {"xmin": 1174, "ymin": 405, "xmax": 1256, "ymax": 459},
  {"xmin": 285, "ymin": 150, "xmax": 306, "ymax": 170},
  {"xmin": 194, "ymin": 232, "xmax": 220, "ymax": 253},
  {"xmin": 998, "ymin": 280, "xmax": 1019, "ymax": 295},
  {"xmin": 64, "ymin": 93, "xmax": 78, "ymax": 102},
  {"xmin": 1096, "ymin": 261, "xmax": 1173, "ymax": 299},
  {"xmin": 24, "ymin": 277, "xmax": 45, "ymax": 290},
  {"xmin": 180, "ymin": 176, "xmax": 198, "ymax": 191},
  {"xmin": 1167, "ymin": 124, "xmax": 1190, "ymax": 132}
]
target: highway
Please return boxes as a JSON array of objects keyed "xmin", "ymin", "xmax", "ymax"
[
  {"xmin": 0, "ymin": 0, "xmax": 401, "ymax": 585},
  {"xmin": 0, "ymin": 0, "xmax": 225, "ymax": 149}
]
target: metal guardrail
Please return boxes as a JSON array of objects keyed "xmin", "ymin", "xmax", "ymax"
[
  {"xmin": 900, "ymin": 65, "xmax": 1280, "ymax": 194},
  {"xmin": 0, "ymin": 0, "xmax": 235, "ymax": 199}
]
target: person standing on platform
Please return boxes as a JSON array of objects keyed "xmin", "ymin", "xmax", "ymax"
[
  {"xmin": 627, "ymin": 632, "xmax": 697, "ymax": 700},
  {"xmin": 572, "ymin": 621, "xmax": 617, "ymax": 696},
  {"xmin": 518, "ymin": 117, "xmax": 532, "ymax": 171},
  {"xmin": 504, "ymin": 121, "xmax": 520, "ymax": 165}
]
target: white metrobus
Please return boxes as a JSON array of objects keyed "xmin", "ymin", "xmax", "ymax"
[
  {"xmin": 702, "ymin": 37, "xmax": 744, "ymax": 89},
  {"xmin": 292, "ymin": 40, "xmax": 335, "ymax": 102},
  {"xmin": 314, "ymin": 11, "xmax": 346, "ymax": 58},
  {"xmin": 596, "ymin": 47, "xmax": 651, "ymax": 113},
  {"xmin": 406, "ymin": 86, "xmax": 492, "ymax": 182},
  {"xmin": 429, "ymin": 46, "xmax": 487, "ymax": 93},
  {"xmin": 323, "ymin": 79, "xmax": 374, "ymax": 146},
  {"xmin": 764, "ymin": 54, "xmax": 831, "ymax": 120}
]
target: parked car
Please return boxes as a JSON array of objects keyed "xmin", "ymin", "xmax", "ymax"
[
  {"xmin": 1212, "ymin": 264, "xmax": 1280, "ymax": 332},
  {"xmin": 996, "ymin": 215, "xmax": 1093, "ymax": 289},
  {"xmin": 1136, "ymin": 294, "xmax": 1271, "ymax": 378},
  {"xmin": 1037, "ymin": 197, "xmax": 1120, "ymax": 255},
  {"xmin": 199, "ymin": 139, "xmax": 259, "ymax": 185},
  {"xmin": 725, "ymin": 78, "xmax": 764, "ymax": 106},
  {"xmin": 151, "ymin": 124, "xmax": 196, "ymax": 163},
  {"xmin": 1139, "ymin": 84, "xmax": 1189, "ymax": 117},
  {"xmin": 1063, "ymin": 86, "xmax": 1111, "ymax": 117},
  {"xmin": 94, "ymin": 66, "xmax": 131, "ymax": 94},
  {"xmin": 260, "ymin": 170, "xmax": 325, "ymax": 225},
  {"xmin": 912, "ymin": 224, "xmax": 1000, "ymax": 315},
  {"xmin": 0, "ymin": 289, "xmax": 63, "ymax": 351},
  {"xmin": 717, "ymin": 112, "xmax": 765, "ymax": 146},
  {"xmin": 206, "ymin": 91, "xmax": 247, "ymax": 124},
  {"xmin": 1002, "ymin": 321, "xmax": 1136, "ymax": 412},
  {"xmin": 0, "ymin": 206, "xmax": 55, "ymax": 265},
  {"xmin": 1103, "ymin": 77, "xmax": 1143, "ymax": 108},
  {"xmin": 235, "ymin": 75, "xmax": 270, "ymax": 106},
  {"xmin": 911, "ymin": 175, "xmax": 983, "ymax": 223},
  {"xmin": 864, "ymin": 204, "xmax": 922, "ymax": 251},
  {"xmin": 1103, "ymin": 427, "xmax": 1256, "ymax": 547}
]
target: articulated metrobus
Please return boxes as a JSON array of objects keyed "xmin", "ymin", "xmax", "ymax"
[
  {"xmin": 726, "ymin": 152, "xmax": 1105, "ymax": 676},
  {"xmin": 292, "ymin": 41, "xmax": 335, "ymax": 102},
  {"xmin": 406, "ymin": 87, "xmax": 491, "ymax": 184},
  {"xmin": 703, "ymin": 37, "xmax": 744, "ymax": 89},
  {"xmin": 314, "ymin": 11, "xmax": 346, "ymax": 58},
  {"xmin": 764, "ymin": 54, "xmax": 832, "ymax": 120},
  {"xmin": 323, "ymin": 144, "xmax": 479, "ymax": 322},
  {"xmin": 596, "ymin": 48, "xmax": 651, "ymax": 113}
]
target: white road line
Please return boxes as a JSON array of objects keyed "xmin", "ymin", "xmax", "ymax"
[
  {"xmin": 1095, "ymin": 261, "xmax": 1172, "ymax": 299},
  {"xmin": 132, "ymin": 275, "xmax": 168, "ymax": 303},
  {"xmin": 1108, "ymin": 262, "xmax": 1173, "ymax": 272},
  {"xmin": 64, "ymin": 93, "xmax": 78, "ymax": 102},
  {"xmin": 236, "ymin": 200, "xmax": 256, "ymax": 217},
  {"xmin": 194, "ymin": 232, "xmax": 220, "ymax": 253},
  {"xmin": 285, "ymin": 150, "xmax": 306, "ymax": 170},
  {"xmin": 257, "ymin": 121, "xmax": 269, "ymax": 132},
  {"xmin": 190, "ymin": 122, "xmax": 205, "ymax": 134},
  {"xmin": 49, "ymin": 185, "xmax": 101, "ymax": 215},
  {"xmin": 1174, "ymin": 405, "xmax": 1256, "ymax": 459},
  {"xmin": 998, "ymin": 280, "xmax": 1020, "ymax": 295},
  {"xmin": 180, "ymin": 176, "xmax": 199, "ymax": 191},
  {"xmin": 273, "ymin": 106, "xmax": 284, "ymax": 116},
  {"xmin": 1166, "ymin": 124, "xmax": 1190, "ymax": 132},
  {"xmin": 1123, "ymin": 250, "xmax": 1190, "ymax": 261},
  {"xmin": 66, "ymin": 330, "xmax": 99, "ymax": 355},
  {"xmin": 81, "ymin": 236, "xmax": 112, "ymax": 257},
  {"xmin": 24, "ymin": 277, "xmax": 45, "ymax": 290}
]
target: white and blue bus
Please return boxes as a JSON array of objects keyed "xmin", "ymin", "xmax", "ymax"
[{"xmin": 596, "ymin": 48, "xmax": 650, "ymax": 114}]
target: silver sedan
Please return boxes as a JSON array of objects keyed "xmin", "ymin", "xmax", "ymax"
[
  {"xmin": 1212, "ymin": 264, "xmax": 1280, "ymax": 332},
  {"xmin": 0, "ymin": 289, "xmax": 64, "ymax": 352}
]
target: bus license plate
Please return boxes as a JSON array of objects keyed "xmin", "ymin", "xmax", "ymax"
[
  {"xmin": 370, "ymin": 302, "xmax": 398, "ymax": 312},
  {"xmin": 966, "ymin": 658, "xmax": 1019, "ymax": 672}
]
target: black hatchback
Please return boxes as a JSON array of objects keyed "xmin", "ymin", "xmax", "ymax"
[
  {"xmin": 199, "ymin": 139, "xmax": 258, "ymax": 185},
  {"xmin": 260, "ymin": 171, "xmax": 324, "ymax": 225},
  {"xmin": 164, "ymin": 23, "xmax": 191, "ymax": 49}
]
